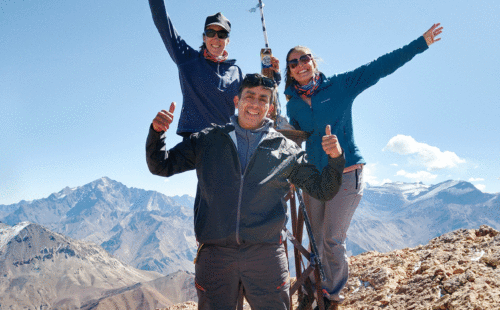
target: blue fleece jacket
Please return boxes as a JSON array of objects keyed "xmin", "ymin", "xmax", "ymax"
[
  {"xmin": 286, "ymin": 36, "xmax": 429, "ymax": 170},
  {"xmin": 149, "ymin": 0, "xmax": 243, "ymax": 135}
]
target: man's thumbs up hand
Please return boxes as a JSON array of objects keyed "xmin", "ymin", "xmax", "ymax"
[
  {"xmin": 152, "ymin": 102, "xmax": 176, "ymax": 132},
  {"xmin": 322, "ymin": 125, "xmax": 343, "ymax": 158}
]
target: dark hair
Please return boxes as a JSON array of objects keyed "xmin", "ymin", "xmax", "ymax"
[
  {"xmin": 237, "ymin": 73, "xmax": 277, "ymax": 106},
  {"xmin": 199, "ymin": 41, "xmax": 206, "ymax": 52},
  {"xmin": 284, "ymin": 46, "xmax": 319, "ymax": 101}
]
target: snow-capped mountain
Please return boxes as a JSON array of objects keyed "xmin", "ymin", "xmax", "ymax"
[
  {"xmin": 1, "ymin": 177, "xmax": 498, "ymax": 278},
  {"xmin": 346, "ymin": 180, "xmax": 500, "ymax": 256},
  {"xmin": 0, "ymin": 177, "xmax": 196, "ymax": 275}
]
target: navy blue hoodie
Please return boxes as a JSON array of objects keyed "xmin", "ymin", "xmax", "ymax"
[{"xmin": 149, "ymin": 0, "xmax": 243, "ymax": 135}]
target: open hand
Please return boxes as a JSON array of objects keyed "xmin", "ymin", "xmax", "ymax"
[
  {"xmin": 322, "ymin": 125, "xmax": 342, "ymax": 158},
  {"xmin": 152, "ymin": 102, "xmax": 176, "ymax": 132},
  {"xmin": 423, "ymin": 23, "xmax": 443, "ymax": 46}
]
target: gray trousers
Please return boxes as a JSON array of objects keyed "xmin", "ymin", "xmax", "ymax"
[
  {"xmin": 304, "ymin": 167, "xmax": 364, "ymax": 302},
  {"xmin": 195, "ymin": 243, "xmax": 290, "ymax": 310}
]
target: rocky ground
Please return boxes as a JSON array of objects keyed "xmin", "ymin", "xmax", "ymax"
[
  {"xmin": 157, "ymin": 225, "xmax": 500, "ymax": 310},
  {"xmin": 341, "ymin": 224, "xmax": 499, "ymax": 309}
]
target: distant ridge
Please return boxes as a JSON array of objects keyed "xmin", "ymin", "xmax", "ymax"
[
  {"xmin": 1, "ymin": 177, "xmax": 196, "ymax": 275},
  {"xmin": 81, "ymin": 270, "xmax": 197, "ymax": 310},
  {"xmin": 0, "ymin": 221, "xmax": 162, "ymax": 309},
  {"xmin": 347, "ymin": 179, "xmax": 499, "ymax": 256}
]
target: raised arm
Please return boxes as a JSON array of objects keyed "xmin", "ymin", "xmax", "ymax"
[
  {"xmin": 148, "ymin": 0, "xmax": 196, "ymax": 64},
  {"xmin": 146, "ymin": 102, "xmax": 196, "ymax": 177},
  {"xmin": 341, "ymin": 23, "xmax": 443, "ymax": 98}
]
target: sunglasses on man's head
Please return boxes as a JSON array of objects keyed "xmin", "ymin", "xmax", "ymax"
[
  {"xmin": 287, "ymin": 54, "xmax": 313, "ymax": 69},
  {"xmin": 204, "ymin": 29, "xmax": 229, "ymax": 39},
  {"xmin": 244, "ymin": 73, "xmax": 276, "ymax": 88}
]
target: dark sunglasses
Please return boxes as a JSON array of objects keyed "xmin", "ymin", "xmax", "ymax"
[
  {"xmin": 287, "ymin": 54, "xmax": 313, "ymax": 69},
  {"xmin": 244, "ymin": 73, "xmax": 276, "ymax": 88},
  {"xmin": 204, "ymin": 29, "xmax": 229, "ymax": 39}
]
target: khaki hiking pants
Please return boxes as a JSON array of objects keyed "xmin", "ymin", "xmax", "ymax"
[{"xmin": 305, "ymin": 167, "xmax": 364, "ymax": 302}]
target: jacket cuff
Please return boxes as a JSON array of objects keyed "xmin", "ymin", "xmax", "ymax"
[
  {"xmin": 327, "ymin": 153, "xmax": 346, "ymax": 173},
  {"xmin": 149, "ymin": 123, "xmax": 164, "ymax": 135},
  {"xmin": 416, "ymin": 36, "xmax": 430, "ymax": 52}
]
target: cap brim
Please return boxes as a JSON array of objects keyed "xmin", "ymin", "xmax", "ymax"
[{"xmin": 205, "ymin": 22, "xmax": 230, "ymax": 32}]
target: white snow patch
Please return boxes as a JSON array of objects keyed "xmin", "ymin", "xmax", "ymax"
[
  {"xmin": 471, "ymin": 250, "xmax": 485, "ymax": 261},
  {"xmin": 0, "ymin": 222, "xmax": 30, "ymax": 250},
  {"xmin": 474, "ymin": 184, "xmax": 486, "ymax": 192},
  {"xmin": 352, "ymin": 278, "xmax": 371, "ymax": 293},
  {"xmin": 413, "ymin": 261, "xmax": 422, "ymax": 273}
]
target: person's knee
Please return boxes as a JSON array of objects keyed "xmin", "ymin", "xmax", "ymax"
[{"xmin": 241, "ymin": 244, "xmax": 290, "ymax": 309}]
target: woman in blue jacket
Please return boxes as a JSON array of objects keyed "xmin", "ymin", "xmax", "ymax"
[
  {"xmin": 148, "ymin": 0, "xmax": 279, "ymax": 137},
  {"xmin": 285, "ymin": 23, "xmax": 443, "ymax": 307}
]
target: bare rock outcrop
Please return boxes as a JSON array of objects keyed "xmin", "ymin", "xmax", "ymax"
[
  {"xmin": 0, "ymin": 222, "xmax": 162, "ymax": 309},
  {"xmin": 157, "ymin": 225, "xmax": 500, "ymax": 310},
  {"xmin": 342, "ymin": 224, "xmax": 500, "ymax": 309}
]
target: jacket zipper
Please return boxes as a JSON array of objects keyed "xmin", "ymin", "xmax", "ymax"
[
  {"xmin": 226, "ymin": 130, "xmax": 269, "ymax": 245},
  {"xmin": 236, "ymin": 174, "xmax": 244, "ymax": 245},
  {"xmin": 226, "ymin": 132, "xmax": 244, "ymax": 245},
  {"xmin": 217, "ymin": 63, "xmax": 222, "ymax": 89}
]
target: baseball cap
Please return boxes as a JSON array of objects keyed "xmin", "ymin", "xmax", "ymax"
[{"xmin": 204, "ymin": 12, "xmax": 231, "ymax": 33}]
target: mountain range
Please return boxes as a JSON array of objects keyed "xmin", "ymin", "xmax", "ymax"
[
  {"xmin": 0, "ymin": 221, "xmax": 197, "ymax": 309},
  {"xmin": 1, "ymin": 177, "xmax": 499, "ymax": 277},
  {"xmin": 1, "ymin": 177, "xmax": 499, "ymax": 308},
  {"xmin": 0, "ymin": 221, "xmax": 161, "ymax": 308},
  {"xmin": 347, "ymin": 180, "xmax": 499, "ymax": 256},
  {"xmin": 1, "ymin": 177, "xmax": 196, "ymax": 275}
]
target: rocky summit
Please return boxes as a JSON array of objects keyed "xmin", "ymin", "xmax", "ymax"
[
  {"xmin": 157, "ymin": 225, "xmax": 500, "ymax": 310},
  {"xmin": 342, "ymin": 224, "xmax": 499, "ymax": 309}
]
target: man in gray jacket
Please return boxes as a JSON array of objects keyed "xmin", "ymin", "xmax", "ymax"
[{"xmin": 146, "ymin": 73, "xmax": 345, "ymax": 310}]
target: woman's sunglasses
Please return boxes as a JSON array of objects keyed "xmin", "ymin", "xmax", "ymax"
[
  {"xmin": 204, "ymin": 29, "xmax": 229, "ymax": 39},
  {"xmin": 287, "ymin": 54, "xmax": 313, "ymax": 69}
]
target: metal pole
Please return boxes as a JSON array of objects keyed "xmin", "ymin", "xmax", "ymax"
[
  {"xmin": 258, "ymin": 0, "xmax": 269, "ymax": 48},
  {"xmin": 296, "ymin": 188, "xmax": 326, "ymax": 281}
]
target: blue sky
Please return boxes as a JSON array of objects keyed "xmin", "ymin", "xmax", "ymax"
[{"xmin": 1, "ymin": 0, "xmax": 499, "ymax": 205}]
